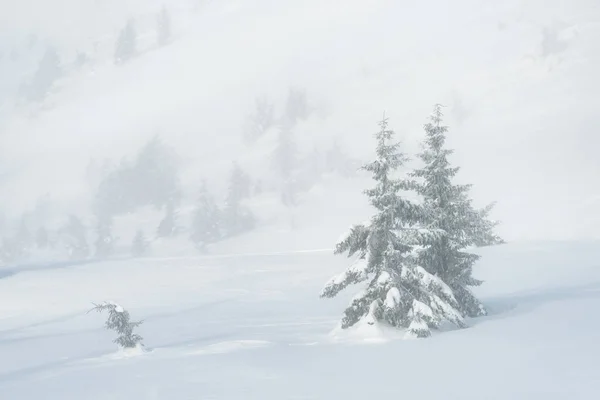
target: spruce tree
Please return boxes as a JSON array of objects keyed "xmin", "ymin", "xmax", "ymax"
[
  {"xmin": 62, "ymin": 215, "xmax": 89, "ymax": 260},
  {"xmin": 321, "ymin": 115, "xmax": 466, "ymax": 338},
  {"xmin": 157, "ymin": 201, "xmax": 178, "ymax": 238},
  {"xmin": 28, "ymin": 46, "xmax": 62, "ymax": 101},
  {"xmin": 94, "ymin": 136, "xmax": 180, "ymax": 216},
  {"xmin": 131, "ymin": 229, "xmax": 150, "ymax": 257},
  {"xmin": 284, "ymin": 87, "xmax": 309, "ymax": 126},
  {"xmin": 228, "ymin": 162, "xmax": 252, "ymax": 201},
  {"xmin": 134, "ymin": 136, "xmax": 180, "ymax": 209},
  {"xmin": 243, "ymin": 96, "xmax": 275, "ymax": 144},
  {"xmin": 114, "ymin": 18, "xmax": 137, "ymax": 64},
  {"xmin": 190, "ymin": 181, "xmax": 222, "ymax": 249},
  {"xmin": 410, "ymin": 105, "xmax": 503, "ymax": 318},
  {"xmin": 157, "ymin": 5, "xmax": 172, "ymax": 46},
  {"xmin": 222, "ymin": 165, "xmax": 255, "ymax": 237},
  {"xmin": 91, "ymin": 302, "xmax": 143, "ymax": 349}
]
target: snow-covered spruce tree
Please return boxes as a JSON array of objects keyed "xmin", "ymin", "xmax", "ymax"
[
  {"xmin": 321, "ymin": 116, "xmax": 466, "ymax": 338},
  {"xmin": 131, "ymin": 229, "xmax": 150, "ymax": 257},
  {"xmin": 471, "ymin": 202, "xmax": 504, "ymax": 247},
  {"xmin": 243, "ymin": 96, "xmax": 275, "ymax": 144},
  {"xmin": 157, "ymin": 201, "xmax": 178, "ymax": 238},
  {"xmin": 91, "ymin": 302, "xmax": 143, "ymax": 349},
  {"xmin": 190, "ymin": 181, "xmax": 222, "ymax": 249},
  {"xmin": 134, "ymin": 136, "xmax": 181, "ymax": 210},
  {"xmin": 409, "ymin": 105, "xmax": 503, "ymax": 318},
  {"xmin": 95, "ymin": 136, "xmax": 180, "ymax": 216},
  {"xmin": 228, "ymin": 162, "xmax": 252, "ymax": 201},
  {"xmin": 157, "ymin": 5, "xmax": 172, "ymax": 46},
  {"xmin": 114, "ymin": 18, "xmax": 137, "ymax": 64}
]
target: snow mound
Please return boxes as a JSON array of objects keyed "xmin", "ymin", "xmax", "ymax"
[
  {"xmin": 189, "ymin": 340, "xmax": 271, "ymax": 356},
  {"xmin": 85, "ymin": 344, "xmax": 148, "ymax": 364},
  {"xmin": 113, "ymin": 344, "xmax": 147, "ymax": 358},
  {"xmin": 328, "ymin": 320, "xmax": 404, "ymax": 344}
]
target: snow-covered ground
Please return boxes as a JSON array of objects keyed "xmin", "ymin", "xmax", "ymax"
[{"xmin": 1, "ymin": 240, "xmax": 599, "ymax": 399}]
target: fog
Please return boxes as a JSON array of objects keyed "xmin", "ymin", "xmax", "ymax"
[
  {"xmin": 0, "ymin": 0, "xmax": 599, "ymax": 253},
  {"xmin": 2, "ymin": 2, "xmax": 600, "ymax": 398}
]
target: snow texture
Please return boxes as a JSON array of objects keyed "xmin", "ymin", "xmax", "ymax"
[{"xmin": 1, "ymin": 242, "xmax": 598, "ymax": 399}]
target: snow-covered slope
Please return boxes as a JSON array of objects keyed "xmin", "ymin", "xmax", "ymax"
[
  {"xmin": 0, "ymin": 240, "xmax": 599, "ymax": 399},
  {"xmin": 1, "ymin": 0, "xmax": 599, "ymax": 241}
]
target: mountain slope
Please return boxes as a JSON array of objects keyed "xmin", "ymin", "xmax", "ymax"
[{"xmin": 0, "ymin": 0, "xmax": 599, "ymax": 241}]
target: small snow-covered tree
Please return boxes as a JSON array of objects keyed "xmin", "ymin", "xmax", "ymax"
[
  {"xmin": 134, "ymin": 136, "xmax": 181, "ymax": 209},
  {"xmin": 243, "ymin": 96, "xmax": 275, "ymax": 144},
  {"xmin": 114, "ymin": 19, "xmax": 137, "ymax": 64},
  {"xmin": 228, "ymin": 162, "xmax": 252, "ymax": 201},
  {"xmin": 157, "ymin": 201, "xmax": 178, "ymax": 238},
  {"xmin": 190, "ymin": 181, "xmax": 222, "ymax": 249},
  {"xmin": 409, "ymin": 105, "xmax": 503, "ymax": 318},
  {"xmin": 157, "ymin": 5, "xmax": 172, "ymax": 46},
  {"xmin": 321, "ymin": 115, "xmax": 466, "ymax": 338},
  {"xmin": 95, "ymin": 136, "xmax": 180, "ymax": 216},
  {"xmin": 94, "ymin": 214, "xmax": 115, "ymax": 259},
  {"xmin": 91, "ymin": 302, "xmax": 143, "ymax": 349},
  {"xmin": 131, "ymin": 229, "xmax": 150, "ymax": 257}
]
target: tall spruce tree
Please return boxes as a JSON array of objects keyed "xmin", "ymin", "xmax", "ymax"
[
  {"xmin": 228, "ymin": 163, "xmax": 252, "ymax": 202},
  {"xmin": 114, "ymin": 19, "xmax": 137, "ymax": 64},
  {"xmin": 157, "ymin": 201, "xmax": 178, "ymax": 238},
  {"xmin": 410, "ymin": 105, "xmax": 503, "ymax": 318},
  {"xmin": 321, "ymin": 115, "xmax": 466, "ymax": 338}
]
